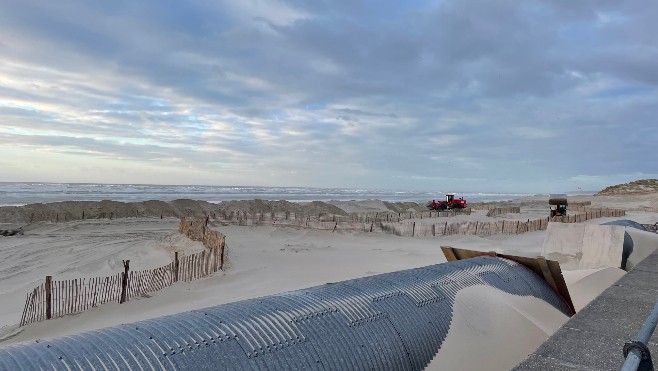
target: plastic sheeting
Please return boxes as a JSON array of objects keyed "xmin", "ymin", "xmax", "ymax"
[{"xmin": 0, "ymin": 256, "xmax": 571, "ymax": 370}]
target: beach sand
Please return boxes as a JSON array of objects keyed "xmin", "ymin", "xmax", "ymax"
[{"xmin": 1, "ymin": 193, "xmax": 657, "ymax": 369}]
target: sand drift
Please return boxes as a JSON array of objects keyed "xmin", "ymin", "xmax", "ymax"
[{"xmin": 0, "ymin": 256, "xmax": 571, "ymax": 370}]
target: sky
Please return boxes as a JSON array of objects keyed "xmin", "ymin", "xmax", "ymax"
[{"xmin": 1, "ymin": 0, "xmax": 657, "ymax": 193}]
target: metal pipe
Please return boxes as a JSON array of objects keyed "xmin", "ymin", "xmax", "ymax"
[
  {"xmin": 621, "ymin": 300, "xmax": 658, "ymax": 371},
  {"xmin": 0, "ymin": 257, "xmax": 573, "ymax": 371},
  {"xmin": 637, "ymin": 302, "xmax": 658, "ymax": 344},
  {"xmin": 622, "ymin": 350, "xmax": 641, "ymax": 371}
]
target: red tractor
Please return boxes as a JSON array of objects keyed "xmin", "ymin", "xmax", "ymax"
[{"xmin": 427, "ymin": 194, "xmax": 467, "ymax": 211}]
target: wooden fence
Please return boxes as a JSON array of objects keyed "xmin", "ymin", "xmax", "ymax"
[
  {"xmin": 226, "ymin": 208, "xmax": 626, "ymax": 238},
  {"xmin": 210, "ymin": 209, "xmax": 471, "ymax": 226},
  {"xmin": 20, "ymin": 220, "xmax": 226, "ymax": 327},
  {"xmin": 273, "ymin": 218, "xmax": 550, "ymax": 237},
  {"xmin": 486, "ymin": 207, "xmax": 521, "ymax": 217}
]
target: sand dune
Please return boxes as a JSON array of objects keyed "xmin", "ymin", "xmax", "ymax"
[
  {"xmin": 0, "ymin": 222, "xmax": 450, "ymax": 344},
  {"xmin": 1, "ymin": 195, "xmax": 657, "ymax": 369},
  {"xmin": 429, "ymin": 285, "xmax": 569, "ymax": 371},
  {"xmin": 562, "ymin": 267, "xmax": 627, "ymax": 311}
]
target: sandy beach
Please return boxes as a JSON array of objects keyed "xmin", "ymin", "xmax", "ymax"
[
  {"xmin": 1, "ymin": 193, "xmax": 658, "ymax": 370},
  {"xmin": 2, "ymin": 0, "xmax": 655, "ymax": 367}
]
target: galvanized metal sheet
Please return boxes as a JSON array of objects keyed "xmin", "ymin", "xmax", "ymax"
[{"xmin": 0, "ymin": 257, "xmax": 571, "ymax": 370}]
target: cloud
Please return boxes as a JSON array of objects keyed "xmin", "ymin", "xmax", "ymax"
[{"xmin": 0, "ymin": 0, "xmax": 656, "ymax": 192}]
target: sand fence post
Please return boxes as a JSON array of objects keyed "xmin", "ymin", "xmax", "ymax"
[
  {"xmin": 201, "ymin": 250, "xmax": 206, "ymax": 276},
  {"xmin": 119, "ymin": 260, "xmax": 130, "ymax": 304},
  {"xmin": 174, "ymin": 252, "xmax": 180, "ymax": 281},
  {"xmin": 220, "ymin": 239, "xmax": 225, "ymax": 270},
  {"xmin": 45, "ymin": 276, "xmax": 52, "ymax": 320},
  {"xmin": 213, "ymin": 246, "xmax": 219, "ymax": 272}
]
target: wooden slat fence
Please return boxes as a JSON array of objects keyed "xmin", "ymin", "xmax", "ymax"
[
  {"xmin": 486, "ymin": 207, "xmax": 521, "ymax": 217},
  {"xmin": 126, "ymin": 263, "xmax": 174, "ymax": 301},
  {"xmin": 20, "ymin": 222, "xmax": 227, "ymax": 327},
  {"xmin": 239, "ymin": 208, "xmax": 626, "ymax": 238},
  {"xmin": 210, "ymin": 209, "xmax": 471, "ymax": 226},
  {"xmin": 21, "ymin": 274, "xmax": 123, "ymax": 326}
]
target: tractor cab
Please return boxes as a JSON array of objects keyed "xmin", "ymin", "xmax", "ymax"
[
  {"xmin": 446, "ymin": 194, "xmax": 455, "ymax": 203},
  {"xmin": 549, "ymin": 194, "xmax": 568, "ymax": 217}
]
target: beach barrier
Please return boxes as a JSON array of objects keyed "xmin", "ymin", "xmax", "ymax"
[
  {"xmin": 469, "ymin": 201, "xmax": 594, "ymax": 211},
  {"xmin": 1, "ymin": 199, "xmax": 472, "ymax": 224},
  {"xmin": 1, "ymin": 256, "xmax": 571, "ymax": 371},
  {"xmin": 212, "ymin": 208, "xmax": 625, "ymax": 238},
  {"xmin": 542, "ymin": 223, "xmax": 628, "ymax": 271},
  {"xmin": 19, "ymin": 219, "xmax": 226, "ymax": 327},
  {"xmin": 486, "ymin": 206, "xmax": 521, "ymax": 217},
  {"xmin": 212, "ymin": 209, "xmax": 470, "ymax": 226}
]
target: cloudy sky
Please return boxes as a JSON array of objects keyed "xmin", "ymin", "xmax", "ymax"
[{"xmin": 1, "ymin": 0, "xmax": 656, "ymax": 192}]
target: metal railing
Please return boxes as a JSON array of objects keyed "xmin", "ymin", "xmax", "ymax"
[{"xmin": 622, "ymin": 301, "xmax": 658, "ymax": 371}]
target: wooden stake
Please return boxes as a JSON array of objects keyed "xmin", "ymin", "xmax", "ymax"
[
  {"xmin": 20, "ymin": 292, "xmax": 30, "ymax": 326},
  {"xmin": 119, "ymin": 260, "xmax": 130, "ymax": 304},
  {"xmin": 174, "ymin": 252, "xmax": 179, "ymax": 282},
  {"xmin": 45, "ymin": 276, "xmax": 52, "ymax": 320},
  {"xmin": 220, "ymin": 243, "xmax": 225, "ymax": 270}
]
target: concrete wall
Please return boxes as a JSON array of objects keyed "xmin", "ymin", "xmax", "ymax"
[{"xmin": 542, "ymin": 223, "xmax": 626, "ymax": 270}]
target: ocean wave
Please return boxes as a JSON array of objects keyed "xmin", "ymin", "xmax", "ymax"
[{"xmin": 0, "ymin": 182, "xmax": 529, "ymax": 206}]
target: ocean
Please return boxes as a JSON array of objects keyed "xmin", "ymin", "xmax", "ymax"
[{"xmin": 0, "ymin": 182, "xmax": 538, "ymax": 207}]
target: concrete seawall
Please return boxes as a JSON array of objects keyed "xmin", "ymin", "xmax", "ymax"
[{"xmin": 515, "ymin": 245, "xmax": 658, "ymax": 369}]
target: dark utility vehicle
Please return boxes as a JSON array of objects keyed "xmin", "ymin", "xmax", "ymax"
[{"xmin": 549, "ymin": 194, "xmax": 568, "ymax": 217}]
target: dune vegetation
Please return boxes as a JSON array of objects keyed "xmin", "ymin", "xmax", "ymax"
[{"xmin": 597, "ymin": 179, "xmax": 658, "ymax": 195}]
